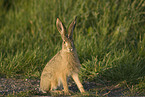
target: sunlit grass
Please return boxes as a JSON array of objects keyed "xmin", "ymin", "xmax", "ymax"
[{"xmin": 0, "ymin": 0, "xmax": 145, "ymax": 96}]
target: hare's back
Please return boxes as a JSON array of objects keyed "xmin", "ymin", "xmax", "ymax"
[{"xmin": 43, "ymin": 51, "xmax": 62, "ymax": 71}]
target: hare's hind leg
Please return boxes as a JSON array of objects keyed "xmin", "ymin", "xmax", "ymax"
[
  {"xmin": 40, "ymin": 77, "xmax": 51, "ymax": 93},
  {"xmin": 72, "ymin": 73, "xmax": 85, "ymax": 93}
]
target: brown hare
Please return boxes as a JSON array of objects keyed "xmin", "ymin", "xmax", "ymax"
[{"xmin": 40, "ymin": 17, "xmax": 85, "ymax": 94}]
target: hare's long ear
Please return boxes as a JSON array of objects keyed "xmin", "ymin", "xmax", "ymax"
[
  {"xmin": 56, "ymin": 18, "xmax": 66, "ymax": 40},
  {"xmin": 68, "ymin": 17, "xmax": 77, "ymax": 39}
]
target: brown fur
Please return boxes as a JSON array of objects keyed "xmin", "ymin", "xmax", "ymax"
[{"xmin": 40, "ymin": 17, "xmax": 85, "ymax": 94}]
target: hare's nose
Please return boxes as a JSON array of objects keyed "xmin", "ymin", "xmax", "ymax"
[{"xmin": 69, "ymin": 48, "xmax": 73, "ymax": 52}]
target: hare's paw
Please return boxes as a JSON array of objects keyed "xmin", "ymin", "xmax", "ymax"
[
  {"xmin": 50, "ymin": 90, "xmax": 62, "ymax": 95},
  {"xmin": 39, "ymin": 88, "xmax": 47, "ymax": 94},
  {"xmin": 62, "ymin": 90, "xmax": 74, "ymax": 95},
  {"xmin": 63, "ymin": 91, "xmax": 71, "ymax": 95}
]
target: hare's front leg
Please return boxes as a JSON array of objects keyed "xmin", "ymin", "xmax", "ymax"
[
  {"xmin": 72, "ymin": 73, "xmax": 85, "ymax": 93},
  {"xmin": 60, "ymin": 74, "xmax": 69, "ymax": 94}
]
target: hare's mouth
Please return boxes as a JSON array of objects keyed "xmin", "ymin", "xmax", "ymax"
[
  {"xmin": 64, "ymin": 48, "xmax": 73, "ymax": 52},
  {"xmin": 68, "ymin": 48, "xmax": 73, "ymax": 52}
]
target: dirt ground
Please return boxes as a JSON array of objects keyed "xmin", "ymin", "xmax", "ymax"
[{"xmin": 0, "ymin": 77, "xmax": 125, "ymax": 96}]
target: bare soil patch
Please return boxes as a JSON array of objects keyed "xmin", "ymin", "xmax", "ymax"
[{"xmin": 0, "ymin": 77, "xmax": 125, "ymax": 96}]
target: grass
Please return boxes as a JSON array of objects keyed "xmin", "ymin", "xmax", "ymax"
[{"xmin": 0, "ymin": 0, "xmax": 145, "ymax": 96}]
